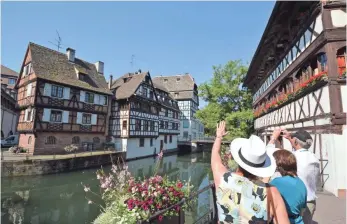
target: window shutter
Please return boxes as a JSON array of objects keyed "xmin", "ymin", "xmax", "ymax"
[
  {"xmin": 24, "ymin": 109, "xmax": 28, "ymax": 122},
  {"xmin": 63, "ymin": 87, "xmax": 70, "ymax": 100},
  {"xmin": 42, "ymin": 108, "xmax": 51, "ymax": 122},
  {"xmin": 30, "ymin": 109, "xmax": 35, "ymax": 121},
  {"xmin": 23, "ymin": 66, "xmax": 27, "ymax": 76},
  {"xmin": 62, "ymin": 111, "xmax": 69, "ymax": 123},
  {"xmin": 76, "ymin": 112, "xmax": 82, "ymax": 124},
  {"xmin": 94, "ymin": 94, "xmax": 99, "ymax": 104},
  {"xmin": 80, "ymin": 91, "xmax": 85, "ymax": 102},
  {"xmin": 91, "ymin": 114, "xmax": 97, "ymax": 125},
  {"xmin": 26, "ymin": 83, "xmax": 32, "ymax": 96},
  {"xmin": 43, "ymin": 83, "xmax": 51, "ymax": 96}
]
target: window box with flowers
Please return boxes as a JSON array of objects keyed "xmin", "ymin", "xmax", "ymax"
[
  {"xmin": 254, "ymin": 71, "xmax": 328, "ymax": 118},
  {"xmin": 83, "ymin": 152, "xmax": 194, "ymax": 224}
]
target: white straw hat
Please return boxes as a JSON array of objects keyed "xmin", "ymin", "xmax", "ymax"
[{"xmin": 230, "ymin": 135, "xmax": 277, "ymax": 178}]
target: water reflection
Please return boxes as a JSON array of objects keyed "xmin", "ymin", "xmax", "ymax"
[{"xmin": 1, "ymin": 152, "xmax": 213, "ymax": 224}]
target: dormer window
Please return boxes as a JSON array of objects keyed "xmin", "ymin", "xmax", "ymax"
[
  {"xmin": 176, "ymin": 78, "xmax": 180, "ymax": 82},
  {"xmin": 164, "ymin": 79, "xmax": 168, "ymax": 83},
  {"xmin": 174, "ymin": 92, "xmax": 179, "ymax": 97},
  {"xmin": 79, "ymin": 73, "xmax": 86, "ymax": 81}
]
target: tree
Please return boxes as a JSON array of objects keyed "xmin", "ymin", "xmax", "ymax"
[{"xmin": 196, "ymin": 60, "xmax": 254, "ymax": 140}]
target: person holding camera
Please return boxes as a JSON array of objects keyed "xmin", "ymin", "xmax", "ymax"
[{"xmin": 269, "ymin": 128, "xmax": 320, "ymax": 224}]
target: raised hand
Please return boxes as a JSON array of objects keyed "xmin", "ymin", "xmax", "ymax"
[{"xmin": 216, "ymin": 121, "xmax": 229, "ymax": 138}]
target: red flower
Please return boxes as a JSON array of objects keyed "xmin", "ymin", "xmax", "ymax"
[{"xmin": 158, "ymin": 215, "xmax": 163, "ymax": 222}]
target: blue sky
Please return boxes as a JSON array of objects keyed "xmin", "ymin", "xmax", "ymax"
[{"xmin": 2, "ymin": 1, "xmax": 274, "ymax": 107}]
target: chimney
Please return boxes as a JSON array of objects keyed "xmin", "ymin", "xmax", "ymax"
[
  {"xmin": 66, "ymin": 48, "xmax": 75, "ymax": 62},
  {"xmin": 95, "ymin": 61, "xmax": 104, "ymax": 75},
  {"xmin": 108, "ymin": 74, "xmax": 113, "ymax": 89}
]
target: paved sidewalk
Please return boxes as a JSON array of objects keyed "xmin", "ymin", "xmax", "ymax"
[{"xmin": 314, "ymin": 191, "xmax": 346, "ymax": 224}]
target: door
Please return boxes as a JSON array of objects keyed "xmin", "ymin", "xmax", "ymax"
[{"xmin": 160, "ymin": 140, "xmax": 164, "ymax": 152}]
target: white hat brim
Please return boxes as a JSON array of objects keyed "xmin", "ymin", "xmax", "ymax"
[{"xmin": 230, "ymin": 138, "xmax": 277, "ymax": 178}]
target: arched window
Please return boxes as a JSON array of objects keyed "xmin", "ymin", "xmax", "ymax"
[
  {"xmin": 72, "ymin": 136, "xmax": 80, "ymax": 144},
  {"xmin": 28, "ymin": 136, "xmax": 32, "ymax": 145},
  {"xmin": 337, "ymin": 47, "xmax": 346, "ymax": 76},
  {"xmin": 45, "ymin": 136, "xmax": 56, "ymax": 145},
  {"xmin": 93, "ymin": 137, "xmax": 100, "ymax": 143}
]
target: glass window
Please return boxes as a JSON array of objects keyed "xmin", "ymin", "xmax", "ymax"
[
  {"xmin": 82, "ymin": 113, "xmax": 91, "ymax": 124},
  {"xmin": 50, "ymin": 110, "xmax": 62, "ymax": 122},
  {"xmin": 28, "ymin": 136, "xmax": 32, "ymax": 145},
  {"xmin": 51, "ymin": 85, "xmax": 64, "ymax": 98},
  {"xmin": 8, "ymin": 78, "xmax": 16, "ymax": 85},
  {"xmin": 122, "ymin": 120, "xmax": 127, "ymax": 129},
  {"xmin": 299, "ymin": 35, "xmax": 305, "ymax": 52},
  {"xmin": 144, "ymin": 120, "xmax": 148, "ymax": 131},
  {"xmin": 85, "ymin": 92, "xmax": 94, "ymax": 103},
  {"xmin": 45, "ymin": 136, "xmax": 56, "ymax": 145},
  {"xmin": 72, "ymin": 136, "xmax": 80, "ymax": 144},
  {"xmin": 150, "ymin": 138, "xmax": 153, "ymax": 147},
  {"xmin": 93, "ymin": 137, "xmax": 100, "ymax": 143},
  {"xmin": 160, "ymin": 121, "xmax": 164, "ymax": 129},
  {"xmin": 135, "ymin": 120, "xmax": 141, "ymax": 131},
  {"xmin": 292, "ymin": 45, "xmax": 298, "ymax": 59},
  {"xmin": 169, "ymin": 135, "xmax": 172, "ymax": 143},
  {"xmin": 26, "ymin": 109, "xmax": 32, "ymax": 121},
  {"xmin": 183, "ymin": 120, "xmax": 189, "ymax": 128},
  {"xmin": 164, "ymin": 135, "xmax": 167, "ymax": 144},
  {"xmin": 139, "ymin": 138, "xmax": 145, "ymax": 147}
]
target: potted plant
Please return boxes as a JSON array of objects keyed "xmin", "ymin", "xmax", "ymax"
[{"xmin": 83, "ymin": 152, "xmax": 194, "ymax": 224}]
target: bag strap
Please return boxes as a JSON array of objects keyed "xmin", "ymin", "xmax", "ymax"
[{"xmin": 266, "ymin": 184, "xmax": 278, "ymax": 224}]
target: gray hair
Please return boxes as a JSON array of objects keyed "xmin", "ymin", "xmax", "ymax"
[{"xmin": 293, "ymin": 137, "xmax": 312, "ymax": 149}]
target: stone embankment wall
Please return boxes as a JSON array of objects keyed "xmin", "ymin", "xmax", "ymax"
[{"xmin": 2, "ymin": 152, "xmax": 126, "ymax": 177}]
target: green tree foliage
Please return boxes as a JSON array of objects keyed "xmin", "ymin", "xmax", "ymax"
[{"xmin": 196, "ymin": 60, "xmax": 254, "ymax": 140}]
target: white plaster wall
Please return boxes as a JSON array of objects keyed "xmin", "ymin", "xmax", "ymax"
[
  {"xmin": 255, "ymin": 86, "xmax": 331, "ymax": 130},
  {"xmin": 1, "ymin": 109, "xmax": 18, "ymax": 138},
  {"xmin": 156, "ymin": 135, "xmax": 178, "ymax": 151},
  {"xmin": 331, "ymin": 9, "xmax": 347, "ymax": 27},
  {"xmin": 125, "ymin": 138, "xmax": 157, "ymax": 160},
  {"xmin": 341, "ymin": 85, "xmax": 347, "ymax": 113}
]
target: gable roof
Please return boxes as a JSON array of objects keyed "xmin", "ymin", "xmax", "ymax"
[
  {"xmin": 1, "ymin": 65, "xmax": 18, "ymax": 77},
  {"xmin": 110, "ymin": 71, "xmax": 149, "ymax": 99},
  {"xmin": 152, "ymin": 74, "xmax": 197, "ymax": 100},
  {"xmin": 24, "ymin": 42, "xmax": 112, "ymax": 95},
  {"xmin": 152, "ymin": 74, "xmax": 196, "ymax": 92}
]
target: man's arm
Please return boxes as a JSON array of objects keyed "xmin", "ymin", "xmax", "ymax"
[{"xmin": 211, "ymin": 121, "xmax": 228, "ymax": 189}]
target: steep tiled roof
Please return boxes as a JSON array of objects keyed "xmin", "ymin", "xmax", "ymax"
[
  {"xmin": 27, "ymin": 42, "xmax": 112, "ymax": 95},
  {"xmin": 152, "ymin": 74, "xmax": 196, "ymax": 92},
  {"xmin": 152, "ymin": 74, "xmax": 197, "ymax": 100},
  {"xmin": 1, "ymin": 65, "xmax": 18, "ymax": 77},
  {"xmin": 110, "ymin": 72, "xmax": 148, "ymax": 99}
]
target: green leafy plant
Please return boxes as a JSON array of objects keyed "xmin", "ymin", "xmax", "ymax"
[{"xmin": 83, "ymin": 153, "xmax": 194, "ymax": 223}]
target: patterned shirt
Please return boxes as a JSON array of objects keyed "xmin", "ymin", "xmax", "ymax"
[{"xmin": 216, "ymin": 172, "xmax": 269, "ymax": 224}]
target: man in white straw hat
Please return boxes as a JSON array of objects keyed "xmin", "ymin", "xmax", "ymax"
[{"xmin": 211, "ymin": 121, "xmax": 289, "ymax": 224}]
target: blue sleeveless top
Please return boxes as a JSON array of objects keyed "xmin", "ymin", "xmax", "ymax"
[{"xmin": 216, "ymin": 172, "xmax": 269, "ymax": 223}]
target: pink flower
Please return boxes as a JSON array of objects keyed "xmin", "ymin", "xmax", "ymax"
[
  {"xmin": 176, "ymin": 182, "xmax": 183, "ymax": 189},
  {"xmin": 158, "ymin": 215, "xmax": 163, "ymax": 222}
]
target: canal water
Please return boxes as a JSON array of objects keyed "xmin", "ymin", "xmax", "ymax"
[{"xmin": 1, "ymin": 152, "xmax": 214, "ymax": 224}]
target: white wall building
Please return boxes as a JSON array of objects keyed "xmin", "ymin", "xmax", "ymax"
[
  {"xmin": 244, "ymin": 1, "xmax": 346, "ymax": 198},
  {"xmin": 109, "ymin": 71, "xmax": 180, "ymax": 160},
  {"xmin": 153, "ymin": 74, "xmax": 205, "ymax": 141}
]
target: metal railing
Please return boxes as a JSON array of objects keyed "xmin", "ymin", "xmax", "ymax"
[
  {"xmin": 178, "ymin": 136, "xmax": 215, "ymax": 142},
  {"xmin": 138, "ymin": 182, "xmax": 218, "ymax": 224}
]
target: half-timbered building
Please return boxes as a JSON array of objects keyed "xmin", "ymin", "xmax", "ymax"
[
  {"xmin": 15, "ymin": 42, "xmax": 112, "ymax": 155},
  {"xmin": 152, "ymin": 80, "xmax": 181, "ymax": 152},
  {"xmin": 153, "ymin": 74, "xmax": 205, "ymax": 141},
  {"xmin": 244, "ymin": 1, "xmax": 346, "ymax": 197},
  {"xmin": 109, "ymin": 71, "xmax": 161, "ymax": 159}
]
